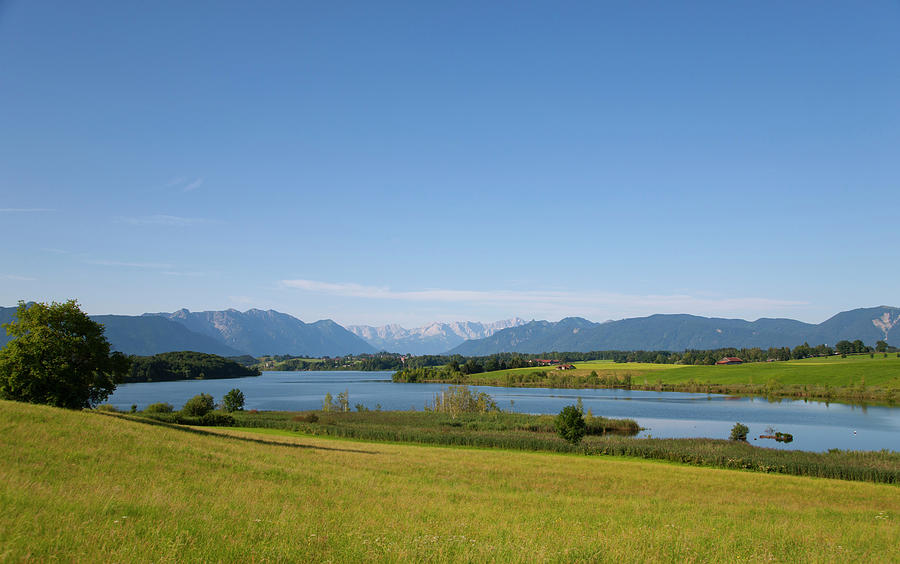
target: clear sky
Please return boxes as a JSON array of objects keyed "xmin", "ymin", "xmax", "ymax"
[{"xmin": 1, "ymin": 1, "xmax": 898, "ymax": 327}]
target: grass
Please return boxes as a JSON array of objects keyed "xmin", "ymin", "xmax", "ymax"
[
  {"xmin": 429, "ymin": 354, "xmax": 900, "ymax": 403},
  {"xmin": 1, "ymin": 400, "xmax": 898, "ymax": 562},
  {"xmin": 131, "ymin": 408, "xmax": 900, "ymax": 484}
]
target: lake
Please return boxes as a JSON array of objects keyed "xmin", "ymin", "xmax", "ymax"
[{"xmin": 107, "ymin": 370, "xmax": 900, "ymax": 453}]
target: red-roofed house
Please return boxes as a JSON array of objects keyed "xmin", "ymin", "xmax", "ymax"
[{"xmin": 716, "ymin": 357, "xmax": 743, "ymax": 365}]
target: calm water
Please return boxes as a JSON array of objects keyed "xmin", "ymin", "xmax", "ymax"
[{"xmin": 107, "ymin": 371, "xmax": 900, "ymax": 453}]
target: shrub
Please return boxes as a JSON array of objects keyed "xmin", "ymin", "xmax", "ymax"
[
  {"xmin": 144, "ymin": 402, "xmax": 174, "ymax": 414},
  {"xmin": 730, "ymin": 422, "xmax": 749, "ymax": 442},
  {"xmin": 94, "ymin": 404, "xmax": 119, "ymax": 412},
  {"xmin": 199, "ymin": 412, "xmax": 235, "ymax": 426},
  {"xmin": 222, "ymin": 388, "xmax": 245, "ymax": 412},
  {"xmin": 182, "ymin": 393, "xmax": 215, "ymax": 416},
  {"xmin": 555, "ymin": 405, "xmax": 586, "ymax": 444}
]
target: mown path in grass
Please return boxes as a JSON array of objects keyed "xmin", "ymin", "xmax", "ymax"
[{"xmin": 1, "ymin": 400, "xmax": 898, "ymax": 562}]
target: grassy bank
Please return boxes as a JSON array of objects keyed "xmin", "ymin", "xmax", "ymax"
[
  {"xmin": 401, "ymin": 354, "xmax": 900, "ymax": 404},
  {"xmin": 1, "ymin": 400, "xmax": 898, "ymax": 562}
]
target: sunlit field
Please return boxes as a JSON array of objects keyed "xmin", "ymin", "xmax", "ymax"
[
  {"xmin": 1, "ymin": 400, "xmax": 897, "ymax": 562},
  {"xmin": 441, "ymin": 354, "xmax": 900, "ymax": 403}
]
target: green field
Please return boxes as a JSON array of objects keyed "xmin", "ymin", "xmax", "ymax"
[
  {"xmin": 437, "ymin": 354, "xmax": 900, "ymax": 403},
  {"xmin": 130, "ymin": 408, "xmax": 899, "ymax": 482},
  {"xmin": 1, "ymin": 400, "xmax": 898, "ymax": 562}
]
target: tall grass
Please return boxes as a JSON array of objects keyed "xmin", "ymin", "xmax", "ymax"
[
  {"xmin": 3, "ymin": 400, "xmax": 898, "ymax": 562},
  {"xmin": 188, "ymin": 410, "xmax": 900, "ymax": 484}
]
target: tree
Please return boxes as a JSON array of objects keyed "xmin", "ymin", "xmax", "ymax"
[
  {"xmin": 222, "ymin": 388, "xmax": 245, "ymax": 412},
  {"xmin": 875, "ymin": 340, "xmax": 888, "ymax": 353},
  {"xmin": 554, "ymin": 405, "xmax": 586, "ymax": 445},
  {"xmin": 0, "ymin": 300, "xmax": 130, "ymax": 409},
  {"xmin": 182, "ymin": 393, "xmax": 215, "ymax": 416},
  {"xmin": 730, "ymin": 422, "xmax": 749, "ymax": 442}
]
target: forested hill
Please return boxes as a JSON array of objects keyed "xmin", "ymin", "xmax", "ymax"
[
  {"xmin": 449, "ymin": 306, "xmax": 900, "ymax": 355},
  {"xmin": 124, "ymin": 351, "xmax": 261, "ymax": 383}
]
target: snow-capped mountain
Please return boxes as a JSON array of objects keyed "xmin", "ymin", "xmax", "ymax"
[{"xmin": 348, "ymin": 318, "xmax": 527, "ymax": 354}]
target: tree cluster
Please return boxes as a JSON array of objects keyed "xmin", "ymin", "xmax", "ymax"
[
  {"xmin": 126, "ymin": 351, "xmax": 261, "ymax": 383},
  {"xmin": 835, "ymin": 340, "xmax": 872, "ymax": 355}
]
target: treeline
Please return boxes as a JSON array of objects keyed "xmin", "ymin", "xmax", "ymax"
[
  {"xmin": 125, "ymin": 351, "xmax": 261, "ymax": 383},
  {"xmin": 258, "ymin": 339, "xmax": 886, "ymax": 376},
  {"xmin": 257, "ymin": 352, "xmax": 403, "ymax": 371},
  {"xmin": 394, "ymin": 343, "xmax": 848, "ymax": 381}
]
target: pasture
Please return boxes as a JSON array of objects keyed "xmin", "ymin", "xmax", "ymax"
[
  {"xmin": 453, "ymin": 354, "xmax": 900, "ymax": 402},
  {"xmin": 1, "ymin": 400, "xmax": 897, "ymax": 562}
]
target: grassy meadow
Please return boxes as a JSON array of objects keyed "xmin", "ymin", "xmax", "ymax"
[
  {"xmin": 2, "ymin": 400, "xmax": 899, "ymax": 562},
  {"xmin": 437, "ymin": 354, "xmax": 900, "ymax": 403},
  {"xmin": 128, "ymin": 408, "xmax": 900, "ymax": 483}
]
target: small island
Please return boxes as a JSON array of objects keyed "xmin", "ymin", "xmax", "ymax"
[{"xmin": 124, "ymin": 351, "xmax": 261, "ymax": 383}]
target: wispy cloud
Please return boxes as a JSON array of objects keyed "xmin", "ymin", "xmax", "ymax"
[
  {"xmin": 280, "ymin": 278, "xmax": 807, "ymax": 319},
  {"xmin": 2, "ymin": 274, "xmax": 36, "ymax": 281},
  {"xmin": 183, "ymin": 178, "xmax": 204, "ymax": 191},
  {"xmin": 162, "ymin": 270, "xmax": 206, "ymax": 277},
  {"xmin": 0, "ymin": 208, "xmax": 55, "ymax": 213},
  {"xmin": 161, "ymin": 176, "xmax": 204, "ymax": 192},
  {"xmin": 86, "ymin": 259, "xmax": 174, "ymax": 269},
  {"xmin": 116, "ymin": 214, "xmax": 214, "ymax": 227}
]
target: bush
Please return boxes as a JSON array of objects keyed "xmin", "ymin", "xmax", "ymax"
[
  {"xmin": 144, "ymin": 402, "xmax": 174, "ymax": 414},
  {"xmin": 94, "ymin": 404, "xmax": 119, "ymax": 412},
  {"xmin": 730, "ymin": 422, "xmax": 749, "ymax": 442},
  {"xmin": 199, "ymin": 412, "xmax": 235, "ymax": 426},
  {"xmin": 555, "ymin": 405, "xmax": 586, "ymax": 444},
  {"xmin": 222, "ymin": 388, "xmax": 245, "ymax": 412},
  {"xmin": 182, "ymin": 393, "xmax": 215, "ymax": 416}
]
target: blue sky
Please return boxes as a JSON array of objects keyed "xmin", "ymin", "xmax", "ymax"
[{"xmin": 1, "ymin": 1, "xmax": 898, "ymax": 327}]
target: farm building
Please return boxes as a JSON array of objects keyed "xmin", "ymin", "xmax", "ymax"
[
  {"xmin": 556, "ymin": 363, "xmax": 576, "ymax": 370},
  {"xmin": 715, "ymin": 357, "xmax": 743, "ymax": 365}
]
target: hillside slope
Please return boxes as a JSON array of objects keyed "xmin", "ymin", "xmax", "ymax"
[{"xmin": 1, "ymin": 400, "xmax": 897, "ymax": 561}]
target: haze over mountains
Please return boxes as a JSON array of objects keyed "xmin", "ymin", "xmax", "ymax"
[
  {"xmin": 2, "ymin": 305, "xmax": 897, "ymax": 358},
  {"xmin": 347, "ymin": 318, "xmax": 526, "ymax": 355}
]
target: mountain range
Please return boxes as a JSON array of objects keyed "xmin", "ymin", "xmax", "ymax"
[
  {"xmin": 2, "ymin": 305, "xmax": 897, "ymax": 358},
  {"xmin": 0, "ymin": 306, "xmax": 374, "ymax": 357},
  {"xmin": 347, "ymin": 318, "xmax": 526, "ymax": 355},
  {"xmin": 449, "ymin": 306, "xmax": 900, "ymax": 355},
  {"xmin": 145, "ymin": 309, "xmax": 374, "ymax": 357}
]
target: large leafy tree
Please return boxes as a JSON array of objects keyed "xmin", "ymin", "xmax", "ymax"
[{"xmin": 0, "ymin": 300, "xmax": 130, "ymax": 409}]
